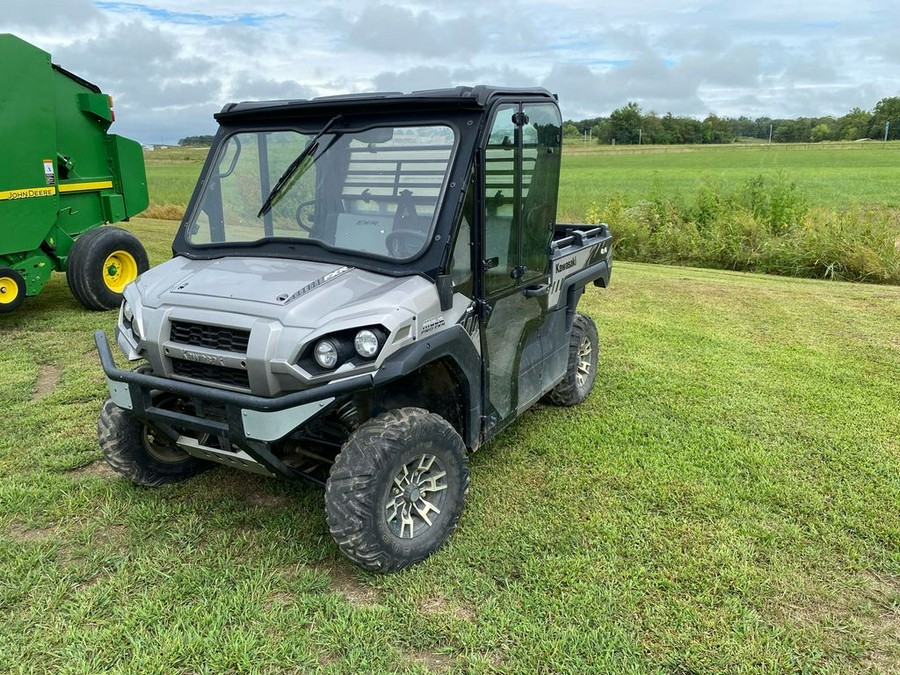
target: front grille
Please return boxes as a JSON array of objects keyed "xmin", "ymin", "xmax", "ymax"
[
  {"xmin": 170, "ymin": 321, "xmax": 250, "ymax": 353},
  {"xmin": 172, "ymin": 359, "xmax": 250, "ymax": 390}
]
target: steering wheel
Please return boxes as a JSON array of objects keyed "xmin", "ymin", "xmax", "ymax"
[
  {"xmin": 385, "ymin": 229, "xmax": 428, "ymax": 258},
  {"xmin": 294, "ymin": 200, "xmax": 319, "ymax": 233}
]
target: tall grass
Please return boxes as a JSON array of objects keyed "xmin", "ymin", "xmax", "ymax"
[{"xmin": 587, "ymin": 174, "xmax": 900, "ymax": 283}]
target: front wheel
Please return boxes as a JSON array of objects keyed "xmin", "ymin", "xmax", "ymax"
[
  {"xmin": 98, "ymin": 398, "xmax": 209, "ymax": 487},
  {"xmin": 67, "ymin": 227, "xmax": 149, "ymax": 311},
  {"xmin": 325, "ymin": 407, "xmax": 469, "ymax": 572},
  {"xmin": 544, "ymin": 313, "xmax": 599, "ymax": 407},
  {"xmin": 0, "ymin": 268, "xmax": 26, "ymax": 314}
]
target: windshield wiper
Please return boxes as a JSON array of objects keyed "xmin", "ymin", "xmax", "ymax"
[{"xmin": 257, "ymin": 114, "xmax": 343, "ymax": 218}]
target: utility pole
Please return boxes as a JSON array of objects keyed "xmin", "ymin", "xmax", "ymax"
[
  {"xmin": 639, "ymin": 128, "xmax": 642, "ymax": 145},
  {"xmin": 885, "ymin": 121, "xmax": 890, "ymax": 143},
  {"xmin": 768, "ymin": 124, "xmax": 773, "ymax": 144}
]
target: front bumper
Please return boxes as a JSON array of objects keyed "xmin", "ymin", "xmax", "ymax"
[{"xmin": 95, "ymin": 330, "xmax": 371, "ymax": 480}]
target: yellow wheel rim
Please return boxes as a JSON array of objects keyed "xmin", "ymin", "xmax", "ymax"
[
  {"xmin": 0, "ymin": 276, "xmax": 20, "ymax": 305},
  {"xmin": 102, "ymin": 250, "xmax": 138, "ymax": 294}
]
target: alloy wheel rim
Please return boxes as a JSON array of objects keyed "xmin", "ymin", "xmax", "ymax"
[
  {"xmin": 575, "ymin": 335, "xmax": 592, "ymax": 388},
  {"xmin": 384, "ymin": 453, "xmax": 449, "ymax": 539}
]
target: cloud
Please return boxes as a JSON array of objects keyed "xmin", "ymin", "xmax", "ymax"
[
  {"xmin": 225, "ymin": 76, "xmax": 316, "ymax": 102},
  {"xmin": 114, "ymin": 103, "xmax": 219, "ymax": 144},
  {"xmin": 46, "ymin": 21, "xmax": 222, "ymax": 142},
  {"xmin": 676, "ymin": 43, "xmax": 765, "ymax": 88},
  {"xmin": 53, "ymin": 20, "xmax": 213, "ymax": 83},
  {"xmin": 4, "ymin": 0, "xmax": 900, "ymax": 143},
  {"xmin": 346, "ymin": 5, "xmax": 485, "ymax": 57},
  {"xmin": 542, "ymin": 58, "xmax": 707, "ymax": 118},
  {"xmin": 371, "ymin": 64, "xmax": 539, "ymax": 96},
  {"xmin": 4, "ymin": 0, "xmax": 103, "ymax": 29}
]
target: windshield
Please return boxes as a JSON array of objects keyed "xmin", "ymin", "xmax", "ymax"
[{"xmin": 186, "ymin": 124, "xmax": 457, "ymax": 260}]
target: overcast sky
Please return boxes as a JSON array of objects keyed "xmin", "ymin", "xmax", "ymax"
[{"xmin": 5, "ymin": 0, "xmax": 899, "ymax": 144}]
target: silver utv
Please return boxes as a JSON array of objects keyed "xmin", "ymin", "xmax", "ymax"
[{"xmin": 96, "ymin": 87, "xmax": 611, "ymax": 571}]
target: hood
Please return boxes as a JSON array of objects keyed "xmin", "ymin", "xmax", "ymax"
[
  {"xmin": 167, "ymin": 257, "xmax": 349, "ymax": 305},
  {"xmin": 135, "ymin": 256, "xmax": 429, "ymax": 327}
]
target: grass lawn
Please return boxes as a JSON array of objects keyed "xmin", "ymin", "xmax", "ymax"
[
  {"xmin": 558, "ymin": 142, "xmax": 900, "ymax": 222},
  {"xmin": 145, "ymin": 142, "xmax": 900, "ymax": 223},
  {"xmin": 1, "ymin": 218, "xmax": 897, "ymax": 672},
  {"xmin": 143, "ymin": 147, "xmax": 206, "ymax": 212}
]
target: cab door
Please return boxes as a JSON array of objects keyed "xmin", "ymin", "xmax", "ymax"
[{"xmin": 478, "ymin": 101, "xmax": 562, "ymax": 438}]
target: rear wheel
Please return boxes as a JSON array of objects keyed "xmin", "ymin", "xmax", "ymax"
[
  {"xmin": 98, "ymin": 398, "xmax": 209, "ymax": 487},
  {"xmin": 544, "ymin": 313, "xmax": 599, "ymax": 407},
  {"xmin": 0, "ymin": 268, "xmax": 26, "ymax": 314},
  {"xmin": 325, "ymin": 407, "xmax": 469, "ymax": 572},
  {"xmin": 67, "ymin": 227, "xmax": 149, "ymax": 310}
]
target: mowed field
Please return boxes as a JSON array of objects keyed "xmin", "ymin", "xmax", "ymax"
[
  {"xmin": 142, "ymin": 142, "xmax": 900, "ymax": 219},
  {"xmin": 3, "ymin": 145, "xmax": 900, "ymax": 671},
  {"xmin": 1, "ymin": 214, "xmax": 898, "ymax": 672},
  {"xmin": 557, "ymin": 141, "xmax": 900, "ymax": 222}
]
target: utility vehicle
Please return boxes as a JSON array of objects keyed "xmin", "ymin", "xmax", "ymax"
[{"xmin": 95, "ymin": 86, "xmax": 611, "ymax": 571}]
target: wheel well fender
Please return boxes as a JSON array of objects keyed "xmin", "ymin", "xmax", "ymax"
[{"xmin": 371, "ymin": 325, "xmax": 481, "ymax": 448}]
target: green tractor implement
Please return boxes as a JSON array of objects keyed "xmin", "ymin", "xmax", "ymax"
[{"xmin": 0, "ymin": 33, "xmax": 149, "ymax": 313}]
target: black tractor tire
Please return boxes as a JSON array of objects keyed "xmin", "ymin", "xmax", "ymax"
[
  {"xmin": 98, "ymin": 398, "xmax": 209, "ymax": 487},
  {"xmin": 0, "ymin": 268, "xmax": 26, "ymax": 314},
  {"xmin": 325, "ymin": 407, "xmax": 469, "ymax": 573},
  {"xmin": 544, "ymin": 313, "xmax": 599, "ymax": 407},
  {"xmin": 67, "ymin": 227, "xmax": 149, "ymax": 311}
]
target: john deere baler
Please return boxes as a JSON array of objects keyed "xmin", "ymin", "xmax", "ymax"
[{"xmin": 0, "ymin": 33, "xmax": 149, "ymax": 313}]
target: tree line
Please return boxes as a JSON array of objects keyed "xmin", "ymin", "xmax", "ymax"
[
  {"xmin": 177, "ymin": 135, "xmax": 215, "ymax": 147},
  {"xmin": 564, "ymin": 97, "xmax": 900, "ymax": 145}
]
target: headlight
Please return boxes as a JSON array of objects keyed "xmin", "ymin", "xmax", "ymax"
[
  {"xmin": 313, "ymin": 339, "xmax": 339, "ymax": 369},
  {"xmin": 121, "ymin": 299, "xmax": 141, "ymax": 340},
  {"xmin": 353, "ymin": 329, "xmax": 379, "ymax": 358}
]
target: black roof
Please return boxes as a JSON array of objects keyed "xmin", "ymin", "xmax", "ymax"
[{"xmin": 215, "ymin": 85, "xmax": 556, "ymax": 122}]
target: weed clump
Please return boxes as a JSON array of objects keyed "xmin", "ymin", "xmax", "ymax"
[{"xmin": 587, "ymin": 174, "xmax": 900, "ymax": 283}]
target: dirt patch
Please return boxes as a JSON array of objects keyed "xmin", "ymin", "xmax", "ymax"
[
  {"xmin": 56, "ymin": 546, "xmax": 87, "ymax": 569},
  {"xmin": 246, "ymin": 491, "xmax": 292, "ymax": 509},
  {"xmin": 91, "ymin": 524, "xmax": 127, "ymax": 547},
  {"xmin": 419, "ymin": 594, "xmax": 476, "ymax": 622},
  {"xmin": 212, "ymin": 472, "xmax": 292, "ymax": 509},
  {"xmin": 5, "ymin": 522, "xmax": 57, "ymax": 543},
  {"xmin": 265, "ymin": 591, "xmax": 296, "ymax": 610},
  {"xmin": 408, "ymin": 649, "xmax": 453, "ymax": 673},
  {"xmin": 32, "ymin": 364, "xmax": 61, "ymax": 401},
  {"xmin": 319, "ymin": 560, "xmax": 382, "ymax": 607},
  {"xmin": 68, "ymin": 461, "xmax": 117, "ymax": 479}
]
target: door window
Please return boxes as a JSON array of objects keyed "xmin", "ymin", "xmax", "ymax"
[
  {"xmin": 483, "ymin": 105, "xmax": 518, "ymax": 295},
  {"xmin": 521, "ymin": 103, "xmax": 562, "ymax": 278},
  {"xmin": 482, "ymin": 102, "xmax": 561, "ymax": 294}
]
